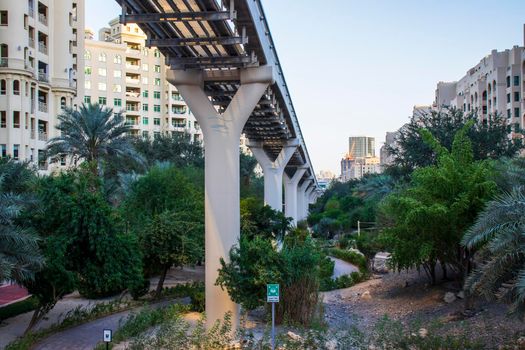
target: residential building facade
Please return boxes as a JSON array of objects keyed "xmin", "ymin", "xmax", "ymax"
[
  {"xmin": 84, "ymin": 20, "xmax": 202, "ymax": 142},
  {"xmin": 0, "ymin": 0, "xmax": 85, "ymax": 170},
  {"xmin": 348, "ymin": 136, "xmax": 375, "ymax": 159},
  {"xmin": 434, "ymin": 41, "xmax": 525, "ymax": 138},
  {"xmin": 341, "ymin": 136, "xmax": 380, "ymax": 181}
]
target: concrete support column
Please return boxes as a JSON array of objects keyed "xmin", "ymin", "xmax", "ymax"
[
  {"xmin": 167, "ymin": 66, "xmax": 273, "ymax": 328},
  {"xmin": 284, "ymin": 167, "xmax": 307, "ymax": 225},
  {"xmin": 297, "ymin": 179, "xmax": 312, "ymax": 222},
  {"xmin": 249, "ymin": 140, "xmax": 298, "ymax": 211},
  {"xmin": 303, "ymin": 186, "xmax": 315, "ymax": 220}
]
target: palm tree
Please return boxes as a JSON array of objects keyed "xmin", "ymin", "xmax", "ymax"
[
  {"xmin": 0, "ymin": 159, "xmax": 43, "ymax": 283},
  {"xmin": 462, "ymin": 186, "xmax": 525, "ymax": 316},
  {"xmin": 46, "ymin": 103, "xmax": 144, "ymax": 170}
]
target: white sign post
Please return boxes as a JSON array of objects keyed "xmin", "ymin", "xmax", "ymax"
[
  {"xmin": 267, "ymin": 284, "xmax": 279, "ymax": 350},
  {"xmin": 103, "ymin": 329, "xmax": 112, "ymax": 350}
]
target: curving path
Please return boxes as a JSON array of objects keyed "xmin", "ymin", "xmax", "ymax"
[{"xmin": 330, "ymin": 256, "xmax": 359, "ymax": 279}]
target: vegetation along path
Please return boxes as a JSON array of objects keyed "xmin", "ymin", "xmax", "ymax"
[{"xmin": 329, "ymin": 256, "xmax": 359, "ymax": 279}]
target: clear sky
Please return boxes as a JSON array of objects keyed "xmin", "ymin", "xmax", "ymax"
[{"xmin": 86, "ymin": 0, "xmax": 525, "ymax": 174}]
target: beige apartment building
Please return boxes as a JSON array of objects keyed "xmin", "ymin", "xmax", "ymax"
[
  {"xmin": 434, "ymin": 40, "xmax": 525, "ymax": 138},
  {"xmin": 0, "ymin": 0, "xmax": 85, "ymax": 170},
  {"xmin": 84, "ymin": 20, "xmax": 202, "ymax": 142},
  {"xmin": 341, "ymin": 136, "xmax": 380, "ymax": 181}
]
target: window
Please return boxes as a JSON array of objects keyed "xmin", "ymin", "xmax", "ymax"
[
  {"xmin": 84, "ymin": 49, "xmax": 91, "ymax": 60},
  {"xmin": 13, "ymin": 80, "xmax": 20, "ymax": 95},
  {"xmin": 114, "ymin": 98, "xmax": 122, "ymax": 107},
  {"xmin": 85, "ymin": 66, "xmax": 92, "ymax": 75},
  {"xmin": 154, "ymin": 49, "xmax": 161, "ymax": 58},
  {"xmin": 514, "ymin": 76, "xmax": 520, "ymax": 86},
  {"xmin": 154, "ymin": 65, "xmax": 161, "ymax": 73},
  {"xmin": 60, "ymin": 97, "xmax": 66, "ymax": 109},
  {"xmin": 114, "ymin": 54, "xmax": 121, "ymax": 64},
  {"xmin": 154, "ymin": 131, "xmax": 160, "ymax": 139},
  {"xmin": 507, "ymin": 109, "xmax": 511, "ymax": 118},
  {"xmin": 153, "ymin": 117, "xmax": 160, "ymax": 125},
  {"xmin": 143, "ymin": 117, "xmax": 149, "ymax": 125},
  {"xmin": 153, "ymin": 105, "xmax": 161, "ymax": 112},
  {"xmin": 507, "ymin": 93, "xmax": 511, "ymax": 103},
  {"xmin": 506, "ymin": 76, "xmax": 511, "ymax": 88},
  {"xmin": 142, "ymin": 130, "xmax": 149, "ymax": 138},
  {"xmin": 142, "ymin": 103, "xmax": 148, "ymax": 111},
  {"xmin": 13, "ymin": 111, "xmax": 19, "ymax": 128},
  {"xmin": 98, "ymin": 52, "xmax": 106, "ymax": 62},
  {"xmin": 60, "ymin": 155, "xmax": 66, "ymax": 166},
  {"xmin": 142, "ymin": 63, "xmax": 148, "ymax": 71},
  {"xmin": 98, "ymin": 82, "xmax": 106, "ymax": 91},
  {"xmin": 0, "ymin": 11, "xmax": 7, "ymax": 26},
  {"xmin": 98, "ymin": 97, "xmax": 107, "ymax": 105},
  {"xmin": 13, "ymin": 144, "xmax": 19, "ymax": 160},
  {"xmin": 113, "ymin": 84, "xmax": 121, "ymax": 92},
  {"xmin": 515, "ymin": 107, "xmax": 520, "ymax": 118},
  {"xmin": 113, "ymin": 70, "xmax": 121, "ymax": 78},
  {"xmin": 84, "ymin": 96, "xmax": 91, "ymax": 104},
  {"xmin": 153, "ymin": 91, "xmax": 161, "ymax": 99},
  {"xmin": 0, "ymin": 111, "xmax": 6, "ymax": 127},
  {"xmin": 98, "ymin": 68, "xmax": 106, "ymax": 76},
  {"xmin": 154, "ymin": 78, "xmax": 161, "ymax": 86},
  {"xmin": 515, "ymin": 91, "xmax": 520, "ymax": 102},
  {"xmin": 142, "ymin": 90, "xmax": 148, "ymax": 98},
  {"xmin": 142, "ymin": 77, "xmax": 148, "ymax": 85},
  {"xmin": 85, "ymin": 80, "xmax": 91, "ymax": 89},
  {"xmin": 0, "ymin": 79, "xmax": 5, "ymax": 94},
  {"xmin": 0, "ymin": 144, "xmax": 6, "ymax": 158}
]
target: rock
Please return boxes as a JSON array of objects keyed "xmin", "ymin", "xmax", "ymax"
[
  {"xmin": 361, "ymin": 291, "xmax": 372, "ymax": 300},
  {"xmin": 456, "ymin": 291, "xmax": 465, "ymax": 299},
  {"xmin": 325, "ymin": 339, "xmax": 338, "ymax": 350},
  {"xmin": 418, "ymin": 328, "xmax": 428, "ymax": 338},
  {"xmin": 287, "ymin": 331, "xmax": 303, "ymax": 342},
  {"xmin": 517, "ymin": 336, "xmax": 525, "ymax": 347},
  {"xmin": 373, "ymin": 252, "xmax": 391, "ymax": 273},
  {"xmin": 348, "ymin": 248, "xmax": 365, "ymax": 257},
  {"xmin": 444, "ymin": 292, "xmax": 456, "ymax": 303}
]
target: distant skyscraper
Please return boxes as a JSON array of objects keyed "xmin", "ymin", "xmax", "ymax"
[{"xmin": 348, "ymin": 136, "xmax": 375, "ymax": 159}]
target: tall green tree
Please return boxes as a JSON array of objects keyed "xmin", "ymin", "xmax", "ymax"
[
  {"xmin": 387, "ymin": 108, "xmax": 523, "ymax": 176},
  {"xmin": 381, "ymin": 124, "xmax": 496, "ymax": 284},
  {"xmin": 122, "ymin": 164, "xmax": 204, "ymax": 293},
  {"xmin": 0, "ymin": 159, "xmax": 43, "ymax": 283},
  {"xmin": 132, "ymin": 133, "xmax": 204, "ymax": 169},
  {"xmin": 46, "ymin": 103, "xmax": 144, "ymax": 170}
]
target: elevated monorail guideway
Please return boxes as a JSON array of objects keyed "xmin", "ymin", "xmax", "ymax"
[{"xmin": 115, "ymin": 0, "xmax": 321, "ymax": 327}]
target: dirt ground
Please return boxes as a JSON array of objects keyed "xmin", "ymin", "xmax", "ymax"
[{"xmin": 322, "ymin": 269, "xmax": 525, "ymax": 348}]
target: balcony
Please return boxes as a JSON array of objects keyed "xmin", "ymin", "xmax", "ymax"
[
  {"xmin": 38, "ymin": 131, "xmax": 47, "ymax": 141},
  {"xmin": 38, "ymin": 42, "xmax": 48, "ymax": 55},
  {"xmin": 125, "ymin": 77, "xmax": 140, "ymax": 85},
  {"xmin": 0, "ymin": 58, "xmax": 7, "ymax": 67},
  {"xmin": 126, "ymin": 105, "xmax": 139, "ymax": 112},
  {"xmin": 172, "ymin": 123, "xmax": 186, "ymax": 128},
  {"xmin": 125, "ymin": 91, "xmax": 140, "ymax": 98},
  {"xmin": 29, "ymin": 38, "xmax": 35, "ymax": 48},
  {"xmin": 30, "ymin": 129, "xmax": 35, "ymax": 139},
  {"xmin": 38, "ymin": 72, "xmax": 49, "ymax": 83},
  {"xmin": 38, "ymin": 101, "xmax": 48, "ymax": 113},
  {"xmin": 38, "ymin": 13, "xmax": 47, "ymax": 26},
  {"xmin": 38, "ymin": 161, "xmax": 48, "ymax": 171},
  {"xmin": 28, "ymin": 6, "xmax": 34, "ymax": 18},
  {"xmin": 125, "ymin": 63, "xmax": 140, "ymax": 70}
]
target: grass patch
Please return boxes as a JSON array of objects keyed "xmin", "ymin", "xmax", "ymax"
[{"xmin": 0, "ymin": 296, "xmax": 38, "ymax": 321}]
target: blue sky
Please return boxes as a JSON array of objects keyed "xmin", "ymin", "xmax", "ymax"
[{"xmin": 86, "ymin": 0, "xmax": 525, "ymax": 174}]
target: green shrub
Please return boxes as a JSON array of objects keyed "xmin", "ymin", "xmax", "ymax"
[
  {"xmin": 190, "ymin": 291, "xmax": 204, "ymax": 312},
  {"xmin": 0, "ymin": 296, "xmax": 38, "ymax": 321}
]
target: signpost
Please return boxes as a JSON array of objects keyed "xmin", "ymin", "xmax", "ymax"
[
  {"xmin": 103, "ymin": 329, "xmax": 112, "ymax": 350},
  {"xmin": 267, "ymin": 284, "xmax": 279, "ymax": 350}
]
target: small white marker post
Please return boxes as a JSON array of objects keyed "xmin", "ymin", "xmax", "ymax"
[
  {"xmin": 103, "ymin": 329, "xmax": 112, "ymax": 350},
  {"xmin": 267, "ymin": 284, "xmax": 279, "ymax": 350}
]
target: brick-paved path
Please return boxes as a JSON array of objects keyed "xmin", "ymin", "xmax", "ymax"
[
  {"xmin": 0, "ymin": 284, "xmax": 29, "ymax": 306},
  {"xmin": 33, "ymin": 309, "xmax": 132, "ymax": 350}
]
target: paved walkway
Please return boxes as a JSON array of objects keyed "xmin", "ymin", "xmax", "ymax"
[
  {"xmin": 330, "ymin": 256, "xmax": 359, "ymax": 279},
  {"xmin": 0, "ymin": 284, "xmax": 29, "ymax": 306}
]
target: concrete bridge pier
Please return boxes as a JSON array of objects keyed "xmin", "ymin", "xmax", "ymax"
[
  {"xmin": 297, "ymin": 178, "xmax": 313, "ymax": 222},
  {"xmin": 167, "ymin": 66, "xmax": 274, "ymax": 329},
  {"xmin": 248, "ymin": 140, "xmax": 299, "ymax": 212},
  {"xmin": 284, "ymin": 167, "xmax": 307, "ymax": 225}
]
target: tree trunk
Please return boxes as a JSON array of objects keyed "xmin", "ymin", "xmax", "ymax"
[
  {"xmin": 155, "ymin": 264, "xmax": 170, "ymax": 299},
  {"xmin": 24, "ymin": 306, "xmax": 43, "ymax": 335},
  {"xmin": 441, "ymin": 261, "xmax": 448, "ymax": 280}
]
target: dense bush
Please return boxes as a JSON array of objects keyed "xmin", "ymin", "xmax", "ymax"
[
  {"xmin": 0, "ymin": 296, "xmax": 38, "ymax": 321},
  {"xmin": 217, "ymin": 229, "xmax": 323, "ymax": 325}
]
